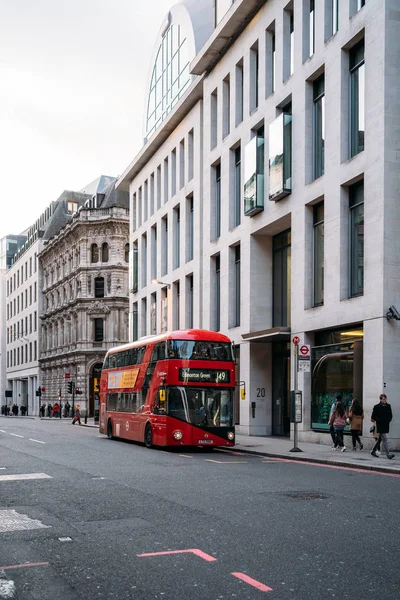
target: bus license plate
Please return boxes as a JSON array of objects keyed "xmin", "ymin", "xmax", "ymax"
[{"xmin": 198, "ymin": 439, "xmax": 214, "ymax": 444}]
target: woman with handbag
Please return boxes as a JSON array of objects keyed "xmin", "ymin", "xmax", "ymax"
[
  {"xmin": 328, "ymin": 400, "xmax": 347, "ymax": 452},
  {"xmin": 348, "ymin": 398, "xmax": 364, "ymax": 450}
]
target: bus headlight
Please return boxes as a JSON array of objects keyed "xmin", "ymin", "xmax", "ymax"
[
  {"xmin": 173, "ymin": 430, "xmax": 183, "ymax": 441},
  {"xmin": 227, "ymin": 431, "xmax": 234, "ymax": 441}
]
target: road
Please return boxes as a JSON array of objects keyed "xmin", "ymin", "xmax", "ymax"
[{"xmin": 0, "ymin": 418, "xmax": 399, "ymax": 599}]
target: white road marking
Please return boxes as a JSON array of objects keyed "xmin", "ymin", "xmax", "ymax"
[
  {"xmin": 0, "ymin": 468, "xmax": 6, "ymax": 471},
  {"xmin": 0, "ymin": 430, "xmax": 6, "ymax": 433},
  {"xmin": 29, "ymin": 439, "xmax": 45, "ymax": 444},
  {"xmin": 0, "ymin": 574, "xmax": 16, "ymax": 598},
  {"xmin": 9, "ymin": 434, "xmax": 23, "ymax": 438},
  {"xmin": 0, "ymin": 473, "xmax": 52, "ymax": 483},
  {"xmin": 0, "ymin": 510, "xmax": 50, "ymax": 534}
]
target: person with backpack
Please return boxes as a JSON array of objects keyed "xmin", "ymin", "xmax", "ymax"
[
  {"xmin": 329, "ymin": 400, "xmax": 348, "ymax": 452},
  {"xmin": 348, "ymin": 398, "xmax": 364, "ymax": 451}
]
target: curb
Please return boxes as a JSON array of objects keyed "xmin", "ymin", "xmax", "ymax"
[{"xmin": 234, "ymin": 446, "xmax": 400, "ymax": 475}]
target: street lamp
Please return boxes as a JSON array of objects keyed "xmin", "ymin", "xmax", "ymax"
[{"xmin": 152, "ymin": 279, "xmax": 172, "ymax": 332}]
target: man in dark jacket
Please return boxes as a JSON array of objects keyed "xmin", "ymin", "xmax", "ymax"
[{"xmin": 371, "ymin": 394, "xmax": 395, "ymax": 459}]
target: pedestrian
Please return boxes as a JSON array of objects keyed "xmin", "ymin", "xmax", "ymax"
[
  {"xmin": 64, "ymin": 401, "xmax": 71, "ymax": 418},
  {"xmin": 72, "ymin": 405, "xmax": 81, "ymax": 425},
  {"xmin": 40, "ymin": 404, "xmax": 45, "ymax": 418},
  {"xmin": 329, "ymin": 400, "xmax": 347, "ymax": 452},
  {"xmin": 47, "ymin": 403, "xmax": 53, "ymax": 418},
  {"xmin": 53, "ymin": 402, "xmax": 60, "ymax": 418},
  {"xmin": 348, "ymin": 398, "xmax": 364, "ymax": 451},
  {"xmin": 328, "ymin": 394, "xmax": 341, "ymax": 449},
  {"xmin": 371, "ymin": 394, "xmax": 395, "ymax": 459}
]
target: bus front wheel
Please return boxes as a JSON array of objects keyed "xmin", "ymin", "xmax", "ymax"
[
  {"xmin": 144, "ymin": 423, "xmax": 153, "ymax": 448},
  {"xmin": 107, "ymin": 419, "xmax": 113, "ymax": 439}
]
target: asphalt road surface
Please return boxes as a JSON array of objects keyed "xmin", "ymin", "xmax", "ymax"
[{"xmin": 0, "ymin": 418, "xmax": 399, "ymax": 600}]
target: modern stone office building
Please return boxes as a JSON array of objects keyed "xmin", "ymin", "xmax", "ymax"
[
  {"xmin": 118, "ymin": 0, "xmax": 400, "ymax": 448},
  {"xmin": 0, "ymin": 234, "xmax": 27, "ymax": 406}
]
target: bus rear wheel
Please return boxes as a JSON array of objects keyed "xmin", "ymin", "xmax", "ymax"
[
  {"xmin": 107, "ymin": 419, "xmax": 113, "ymax": 439},
  {"xmin": 144, "ymin": 423, "xmax": 153, "ymax": 448}
]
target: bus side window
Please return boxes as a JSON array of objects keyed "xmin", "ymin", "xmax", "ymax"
[
  {"xmin": 103, "ymin": 356, "xmax": 109, "ymax": 369},
  {"xmin": 137, "ymin": 347, "xmax": 146, "ymax": 364},
  {"xmin": 150, "ymin": 344, "xmax": 159, "ymax": 363},
  {"xmin": 109, "ymin": 355, "xmax": 117, "ymax": 369},
  {"xmin": 116, "ymin": 352, "xmax": 124, "ymax": 368}
]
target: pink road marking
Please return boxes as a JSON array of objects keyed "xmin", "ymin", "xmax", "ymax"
[
  {"xmin": 262, "ymin": 457, "xmax": 400, "ymax": 478},
  {"xmin": 0, "ymin": 562, "xmax": 49, "ymax": 571},
  {"xmin": 137, "ymin": 549, "xmax": 216, "ymax": 562},
  {"xmin": 232, "ymin": 572, "xmax": 273, "ymax": 592}
]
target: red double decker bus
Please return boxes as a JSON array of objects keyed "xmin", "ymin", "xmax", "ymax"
[{"xmin": 99, "ymin": 329, "xmax": 236, "ymax": 448}]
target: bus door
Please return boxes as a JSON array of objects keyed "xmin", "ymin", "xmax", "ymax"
[{"xmin": 151, "ymin": 388, "xmax": 168, "ymax": 443}]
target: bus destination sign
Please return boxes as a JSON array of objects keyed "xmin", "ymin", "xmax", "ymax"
[{"xmin": 179, "ymin": 368, "xmax": 230, "ymax": 383}]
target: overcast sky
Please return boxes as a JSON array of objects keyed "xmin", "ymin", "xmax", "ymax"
[{"xmin": 0, "ymin": 0, "xmax": 174, "ymax": 240}]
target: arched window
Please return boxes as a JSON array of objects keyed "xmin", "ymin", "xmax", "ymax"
[
  {"xmin": 91, "ymin": 244, "xmax": 99, "ymax": 263},
  {"xmin": 144, "ymin": 8, "xmax": 196, "ymax": 140},
  {"xmin": 102, "ymin": 243, "xmax": 109, "ymax": 263},
  {"xmin": 124, "ymin": 243, "xmax": 129, "ymax": 263}
]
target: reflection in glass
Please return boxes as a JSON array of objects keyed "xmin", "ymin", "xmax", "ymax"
[
  {"xmin": 313, "ymin": 75, "xmax": 325, "ymax": 179},
  {"xmin": 166, "ymin": 340, "xmax": 234, "ymax": 361},
  {"xmin": 313, "ymin": 203, "xmax": 324, "ymax": 306},
  {"xmin": 269, "ymin": 113, "xmax": 292, "ymax": 201},
  {"xmin": 244, "ymin": 127, "xmax": 264, "ymax": 216},
  {"xmin": 311, "ymin": 339, "xmax": 363, "ymax": 430},
  {"xmin": 146, "ymin": 23, "xmax": 191, "ymax": 139},
  {"xmin": 349, "ymin": 180, "xmax": 364, "ymax": 297},
  {"xmin": 350, "ymin": 40, "xmax": 365, "ymax": 157},
  {"xmin": 309, "ymin": 0, "xmax": 315, "ymax": 57},
  {"xmin": 273, "ymin": 230, "xmax": 291, "ymax": 327},
  {"xmin": 168, "ymin": 386, "xmax": 234, "ymax": 427},
  {"xmin": 234, "ymin": 147, "xmax": 241, "ymax": 227}
]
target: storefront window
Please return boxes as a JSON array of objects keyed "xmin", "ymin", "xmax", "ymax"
[{"xmin": 311, "ymin": 329, "xmax": 363, "ymax": 430}]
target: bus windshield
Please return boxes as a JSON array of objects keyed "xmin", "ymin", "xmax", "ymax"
[
  {"xmin": 167, "ymin": 386, "xmax": 234, "ymax": 427},
  {"xmin": 167, "ymin": 340, "xmax": 234, "ymax": 361}
]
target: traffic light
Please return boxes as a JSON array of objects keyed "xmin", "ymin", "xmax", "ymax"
[
  {"xmin": 35, "ymin": 387, "xmax": 42, "ymax": 397},
  {"xmin": 75, "ymin": 388, "xmax": 83, "ymax": 395},
  {"xmin": 67, "ymin": 381, "xmax": 73, "ymax": 394},
  {"xmin": 57, "ymin": 389, "xmax": 61, "ymax": 398}
]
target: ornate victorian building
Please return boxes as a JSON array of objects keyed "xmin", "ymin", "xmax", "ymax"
[{"xmin": 38, "ymin": 182, "xmax": 129, "ymax": 416}]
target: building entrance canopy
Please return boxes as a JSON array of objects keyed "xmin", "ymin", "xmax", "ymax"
[{"xmin": 242, "ymin": 327, "xmax": 291, "ymax": 343}]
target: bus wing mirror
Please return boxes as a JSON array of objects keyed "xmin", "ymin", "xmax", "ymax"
[{"xmin": 159, "ymin": 389, "xmax": 166, "ymax": 402}]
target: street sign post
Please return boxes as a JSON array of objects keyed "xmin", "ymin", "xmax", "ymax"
[{"xmin": 290, "ymin": 336, "xmax": 303, "ymax": 453}]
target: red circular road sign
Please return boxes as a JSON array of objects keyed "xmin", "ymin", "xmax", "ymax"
[
  {"xmin": 292, "ymin": 336, "xmax": 300, "ymax": 346},
  {"xmin": 41, "ymin": 387, "xmax": 46, "ymax": 392},
  {"xmin": 300, "ymin": 345, "xmax": 309, "ymax": 355}
]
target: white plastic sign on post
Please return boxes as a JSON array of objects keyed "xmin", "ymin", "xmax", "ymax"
[{"xmin": 298, "ymin": 356, "xmax": 311, "ymax": 372}]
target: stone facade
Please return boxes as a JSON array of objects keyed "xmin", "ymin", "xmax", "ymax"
[
  {"xmin": 39, "ymin": 205, "xmax": 130, "ymax": 416},
  {"xmin": 118, "ymin": 0, "xmax": 400, "ymax": 449}
]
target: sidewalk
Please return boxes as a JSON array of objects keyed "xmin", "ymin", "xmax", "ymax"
[
  {"xmin": 234, "ymin": 433, "xmax": 400, "ymax": 474},
  {"xmin": 79, "ymin": 418, "xmax": 399, "ymax": 475}
]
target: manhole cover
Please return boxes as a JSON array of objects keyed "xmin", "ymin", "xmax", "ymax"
[{"xmin": 284, "ymin": 491, "xmax": 329, "ymax": 500}]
